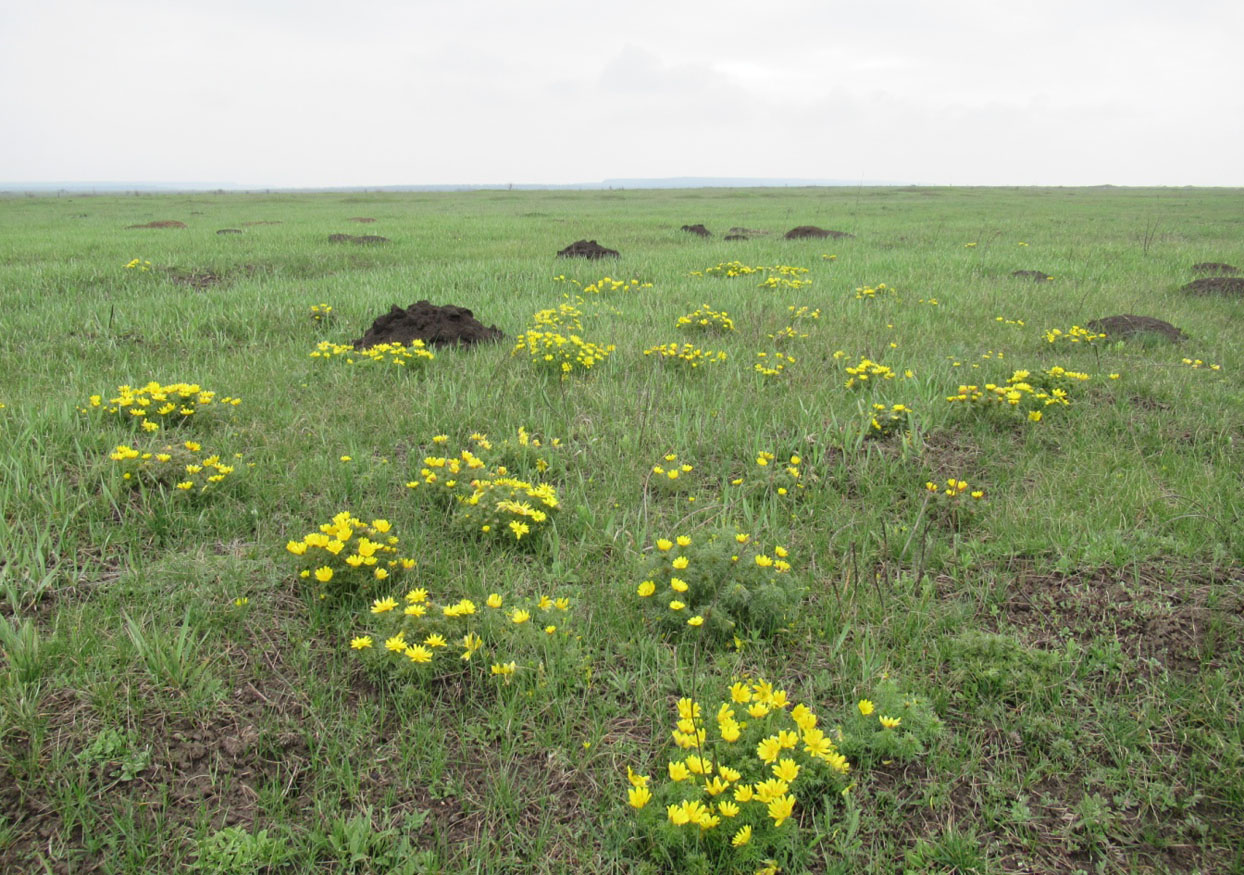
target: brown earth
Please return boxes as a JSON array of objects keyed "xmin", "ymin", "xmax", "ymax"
[
  {"xmin": 240, "ymin": 221, "xmax": 282, "ymax": 226},
  {"xmin": 167, "ymin": 269, "xmax": 223, "ymax": 290},
  {"xmin": 556, "ymin": 239, "xmax": 619, "ymax": 259},
  {"xmin": 1085, "ymin": 314, "xmax": 1185, "ymax": 342},
  {"xmin": 724, "ymin": 234, "xmax": 748, "ymax": 241},
  {"xmin": 216, "ymin": 229, "xmax": 242, "ymax": 235},
  {"xmin": 1181, "ymin": 276, "xmax": 1244, "ymax": 295},
  {"xmin": 784, "ymin": 225, "xmax": 854, "ymax": 240},
  {"xmin": 729, "ymin": 227, "xmax": 769, "ymax": 236},
  {"xmin": 1191, "ymin": 262, "xmax": 1239, "ymax": 275},
  {"xmin": 680, "ymin": 224, "xmax": 711, "ymax": 237},
  {"xmin": 329, "ymin": 234, "xmax": 390, "ymax": 244},
  {"xmin": 1011, "ymin": 270, "xmax": 1054, "ymax": 282},
  {"xmin": 125, "ymin": 220, "xmax": 186, "ymax": 229},
  {"xmin": 347, "ymin": 217, "xmax": 377, "ymax": 223},
  {"xmin": 353, "ymin": 300, "xmax": 504, "ymax": 349}
]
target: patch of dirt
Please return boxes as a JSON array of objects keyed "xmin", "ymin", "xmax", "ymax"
[
  {"xmin": 680, "ymin": 224, "xmax": 711, "ymax": 237},
  {"xmin": 347, "ymin": 217, "xmax": 377, "ymax": 223},
  {"xmin": 125, "ymin": 220, "xmax": 186, "ymax": 229},
  {"xmin": 353, "ymin": 301, "xmax": 504, "ymax": 349},
  {"xmin": 724, "ymin": 234, "xmax": 749, "ymax": 241},
  {"xmin": 328, "ymin": 233, "xmax": 389, "ymax": 244},
  {"xmin": 556, "ymin": 239, "xmax": 619, "ymax": 259},
  {"xmin": 1085, "ymin": 314, "xmax": 1185, "ymax": 342},
  {"xmin": 784, "ymin": 225, "xmax": 853, "ymax": 239},
  {"xmin": 1182, "ymin": 276, "xmax": 1244, "ymax": 295},
  {"xmin": 997, "ymin": 563, "xmax": 1244, "ymax": 672},
  {"xmin": 240, "ymin": 221, "xmax": 282, "ymax": 226},
  {"xmin": 729, "ymin": 227, "xmax": 769, "ymax": 235},
  {"xmin": 1191, "ymin": 262, "xmax": 1239, "ymax": 275},
  {"xmin": 1011, "ymin": 270, "xmax": 1054, "ymax": 282},
  {"xmin": 167, "ymin": 269, "xmax": 223, "ymax": 290},
  {"xmin": 216, "ymin": 228, "xmax": 242, "ymax": 235}
]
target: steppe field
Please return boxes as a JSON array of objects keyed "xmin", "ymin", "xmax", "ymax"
[{"xmin": 1, "ymin": 186, "xmax": 1243, "ymax": 874}]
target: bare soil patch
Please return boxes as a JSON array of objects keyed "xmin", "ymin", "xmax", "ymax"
[
  {"xmin": 724, "ymin": 234, "xmax": 749, "ymax": 241},
  {"xmin": 329, "ymin": 233, "xmax": 390, "ymax": 244},
  {"xmin": 1191, "ymin": 262, "xmax": 1239, "ymax": 275},
  {"xmin": 125, "ymin": 220, "xmax": 186, "ymax": 229},
  {"xmin": 215, "ymin": 228, "xmax": 242, "ymax": 235},
  {"xmin": 729, "ymin": 227, "xmax": 769, "ymax": 236},
  {"xmin": 347, "ymin": 217, "xmax": 377, "ymax": 223},
  {"xmin": 240, "ymin": 221, "xmax": 282, "ymax": 226},
  {"xmin": 1181, "ymin": 276, "xmax": 1244, "ymax": 295},
  {"xmin": 680, "ymin": 224, "xmax": 711, "ymax": 237},
  {"xmin": 1085, "ymin": 314, "xmax": 1185, "ymax": 342},
  {"xmin": 353, "ymin": 301, "xmax": 504, "ymax": 349},
  {"xmin": 557, "ymin": 239, "xmax": 619, "ymax": 259},
  {"xmin": 1011, "ymin": 270, "xmax": 1054, "ymax": 282},
  {"xmin": 167, "ymin": 269, "xmax": 224, "ymax": 290},
  {"xmin": 784, "ymin": 226, "xmax": 853, "ymax": 240},
  {"xmin": 997, "ymin": 563, "xmax": 1244, "ymax": 672}
]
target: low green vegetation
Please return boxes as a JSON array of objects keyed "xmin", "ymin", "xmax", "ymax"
[{"xmin": 1, "ymin": 186, "xmax": 1242, "ymax": 873}]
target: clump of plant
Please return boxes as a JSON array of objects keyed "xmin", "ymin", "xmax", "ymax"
[
  {"xmin": 1181, "ymin": 357, "xmax": 1222, "ymax": 371},
  {"xmin": 309, "ymin": 303, "xmax": 333, "ymax": 323},
  {"xmin": 835, "ymin": 677, "xmax": 943, "ymax": 768},
  {"xmin": 865, "ymin": 403, "xmax": 912, "ymax": 440},
  {"xmin": 767, "ymin": 326, "xmax": 808, "ymax": 343},
  {"xmin": 286, "ymin": 512, "xmax": 417, "ymax": 599},
  {"xmin": 124, "ymin": 258, "xmax": 153, "ymax": 272},
  {"xmin": 634, "ymin": 533, "xmax": 804, "ymax": 644},
  {"xmin": 84, "ymin": 382, "xmax": 241, "ymax": 433},
  {"xmin": 648, "ymin": 452, "xmax": 696, "ymax": 496},
  {"xmin": 753, "ymin": 352, "xmax": 796, "ymax": 378},
  {"xmin": 109, "ymin": 439, "xmax": 243, "ymax": 496},
  {"xmin": 349, "ymin": 586, "xmax": 574, "ymax": 686},
  {"xmin": 644, "ymin": 342, "xmax": 728, "ymax": 369},
  {"xmin": 1043, "ymin": 325, "xmax": 1106, "ymax": 345},
  {"xmin": 309, "ymin": 340, "xmax": 435, "ymax": 368},
  {"xmin": 759, "ymin": 273, "xmax": 812, "ymax": 290},
  {"xmin": 854, "ymin": 283, "xmax": 897, "ymax": 301},
  {"xmin": 922, "ymin": 477, "xmax": 986, "ymax": 530},
  {"xmin": 730, "ymin": 451, "xmax": 805, "ymax": 498},
  {"xmin": 843, "ymin": 357, "xmax": 896, "ymax": 389},
  {"xmin": 529, "ymin": 302, "xmax": 584, "ymax": 332},
  {"xmin": 676, "ymin": 304, "xmax": 736, "ymax": 334},
  {"xmin": 690, "ymin": 262, "xmax": 811, "ymax": 290},
  {"xmin": 407, "ymin": 433, "xmax": 560, "ymax": 546},
  {"xmin": 625, "ymin": 678, "xmax": 850, "ymax": 874},
  {"xmin": 945, "ymin": 367, "xmax": 1081, "ymax": 422},
  {"xmin": 511, "ymin": 329, "xmax": 614, "ymax": 379}
]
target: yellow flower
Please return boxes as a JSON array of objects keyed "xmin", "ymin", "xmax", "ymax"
[
  {"xmin": 672, "ymin": 556, "xmax": 689, "ymax": 570},
  {"xmin": 371, "ymin": 519, "xmax": 391, "ymax": 533},
  {"xmin": 732, "ymin": 825, "xmax": 752, "ymax": 847},
  {"xmin": 857, "ymin": 699, "xmax": 875, "ymax": 716},
  {"xmin": 424, "ymin": 634, "xmax": 447, "ymax": 648},
  {"xmin": 554, "ymin": 597, "xmax": 570, "ymax": 611},
  {"xmin": 879, "ymin": 715, "xmax": 902, "ymax": 729},
  {"xmin": 687, "ymin": 616, "xmax": 704, "ymax": 627},
  {"xmin": 627, "ymin": 785, "xmax": 651, "ymax": 809},
  {"xmin": 718, "ymin": 800, "xmax": 740, "ymax": 817},
  {"xmin": 656, "ymin": 538, "xmax": 673, "ymax": 552},
  {"xmin": 490, "ymin": 661, "xmax": 517, "ymax": 677},
  {"xmin": 509, "ymin": 520, "xmax": 530, "ymax": 540},
  {"xmin": 286, "ymin": 540, "xmax": 307, "ymax": 555},
  {"xmin": 733, "ymin": 784, "xmax": 754, "ymax": 802},
  {"xmin": 677, "ymin": 698, "xmax": 700, "ymax": 719},
  {"xmin": 668, "ymin": 600, "xmax": 686, "ymax": 611},
  {"xmin": 668, "ymin": 760, "xmax": 691, "ymax": 782},
  {"xmin": 405, "ymin": 645, "xmax": 433, "ymax": 663},
  {"xmin": 730, "ymin": 682, "xmax": 752, "ymax": 703},
  {"xmin": 371, "ymin": 597, "xmax": 398, "ymax": 614},
  {"xmin": 669, "ymin": 577, "xmax": 689, "ymax": 592},
  {"xmin": 374, "ymin": 567, "xmax": 388, "ymax": 580},
  {"xmin": 406, "ymin": 588, "xmax": 429, "ymax": 603},
  {"xmin": 637, "ymin": 580, "xmax": 655, "ymax": 597},
  {"xmin": 404, "ymin": 603, "xmax": 426, "ymax": 617},
  {"xmin": 627, "ymin": 766, "xmax": 649, "ymax": 788},
  {"xmin": 385, "ymin": 634, "xmax": 407, "ymax": 652},
  {"xmin": 704, "ymin": 776, "xmax": 730, "ymax": 796},
  {"xmin": 350, "ymin": 636, "xmax": 373, "ymax": 650},
  {"xmin": 768, "ymin": 794, "xmax": 796, "ymax": 827},
  {"xmin": 511, "ymin": 609, "xmax": 531, "ymax": 624},
  {"xmin": 314, "ymin": 566, "xmax": 333, "ymax": 583},
  {"xmin": 756, "ymin": 736, "xmax": 782, "ymax": 764},
  {"xmin": 486, "ymin": 593, "xmax": 503, "ymax": 608},
  {"xmin": 772, "ymin": 758, "xmax": 800, "ymax": 783},
  {"xmin": 676, "ymin": 535, "xmax": 692, "ymax": 547}
]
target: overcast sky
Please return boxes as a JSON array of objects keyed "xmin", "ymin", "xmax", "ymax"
[{"xmin": 2, "ymin": 0, "xmax": 1241, "ymax": 187}]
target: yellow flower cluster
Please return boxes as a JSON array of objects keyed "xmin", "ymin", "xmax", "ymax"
[
  {"xmin": 676, "ymin": 304, "xmax": 736, "ymax": 334},
  {"xmin": 124, "ymin": 258, "xmax": 152, "ymax": 271},
  {"xmin": 691, "ymin": 262, "xmax": 811, "ymax": 289},
  {"xmin": 854, "ymin": 283, "xmax": 896, "ymax": 300},
  {"xmin": 511, "ymin": 330, "xmax": 614, "ymax": 379},
  {"xmin": 84, "ymin": 382, "xmax": 240, "ymax": 433},
  {"xmin": 787, "ymin": 305, "xmax": 820, "ymax": 321},
  {"xmin": 352, "ymin": 586, "xmax": 573, "ymax": 685},
  {"xmin": 309, "ymin": 340, "xmax": 435, "ymax": 367},
  {"xmin": 529, "ymin": 302, "xmax": 584, "ymax": 332},
  {"xmin": 734, "ymin": 452, "xmax": 804, "ymax": 497},
  {"xmin": 759, "ymin": 275, "xmax": 812, "ymax": 290},
  {"xmin": 995, "ymin": 316, "xmax": 1026, "ymax": 326},
  {"xmin": 650, "ymin": 453, "xmax": 694, "ymax": 484},
  {"xmin": 626, "ymin": 679, "xmax": 849, "ymax": 864},
  {"xmin": 946, "ymin": 367, "xmax": 1075, "ymax": 422},
  {"xmin": 924, "ymin": 478, "xmax": 986, "ymax": 501},
  {"xmin": 767, "ymin": 326, "xmax": 808, "ymax": 343},
  {"xmin": 1043, "ymin": 325, "xmax": 1106, "ymax": 345},
  {"xmin": 110, "ymin": 440, "xmax": 242, "ymax": 495},
  {"xmin": 843, "ymin": 357, "xmax": 896, "ymax": 388},
  {"xmin": 643, "ymin": 342, "xmax": 727, "ymax": 368},
  {"xmin": 753, "ymin": 352, "xmax": 796, "ymax": 377},
  {"xmin": 552, "ymin": 275, "xmax": 651, "ymax": 294},
  {"xmin": 310, "ymin": 303, "xmax": 333, "ymax": 322},
  {"xmin": 866, "ymin": 403, "xmax": 912, "ymax": 439},
  {"xmin": 1182, "ymin": 358, "xmax": 1222, "ymax": 371},
  {"xmin": 287, "ymin": 512, "xmax": 415, "ymax": 597}
]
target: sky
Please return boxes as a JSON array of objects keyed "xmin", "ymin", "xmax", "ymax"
[{"xmin": 2, "ymin": 0, "xmax": 1242, "ymax": 188}]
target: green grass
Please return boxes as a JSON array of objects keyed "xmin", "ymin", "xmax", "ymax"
[{"xmin": 2, "ymin": 186, "xmax": 1243, "ymax": 874}]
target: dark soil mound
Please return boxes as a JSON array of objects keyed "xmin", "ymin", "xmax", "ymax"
[
  {"xmin": 329, "ymin": 234, "xmax": 389, "ymax": 244},
  {"xmin": 681, "ymin": 224, "xmax": 711, "ymax": 237},
  {"xmin": 1182, "ymin": 277, "xmax": 1244, "ymax": 296},
  {"xmin": 169, "ymin": 269, "xmax": 223, "ymax": 290},
  {"xmin": 126, "ymin": 220, "xmax": 186, "ymax": 229},
  {"xmin": 216, "ymin": 228, "xmax": 242, "ymax": 235},
  {"xmin": 724, "ymin": 234, "xmax": 748, "ymax": 241},
  {"xmin": 241, "ymin": 221, "xmax": 282, "ymax": 226},
  {"xmin": 1192, "ymin": 262, "xmax": 1239, "ymax": 275},
  {"xmin": 784, "ymin": 226, "xmax": 853, "ymax": 240},
  {"xmin": 1011, "ymin": 270, "xmax": 1054, "ymax": 282},
  {"xmin": 557, "ymin": 239, "xmax": 619, "ymax": 259},
  {"xmin": 353, "ymin": 301, "xmax": 504, "ymax": 350},
  {"xmin": 1086, "ymin": 314, "xmax": 1186, "ymax": 343},
  {"xmin": 348, "ymin": 217, "xmax": 377, "ymax": 223}
]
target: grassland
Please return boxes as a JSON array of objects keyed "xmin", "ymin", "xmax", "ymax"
[{"xmin": 1, "ymin": 185, "xmax": 1242, "ymax": 874}]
